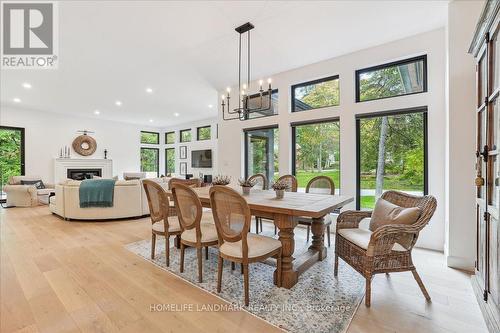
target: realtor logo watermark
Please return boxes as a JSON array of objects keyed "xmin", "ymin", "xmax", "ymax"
[{"xmin": 1, "ymin": 1, "xmax": 58, "ymax": 69}]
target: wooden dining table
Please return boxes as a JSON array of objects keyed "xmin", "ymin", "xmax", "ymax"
[{"xmin": 166, "ymin": 185, "xmax": 353, "ymax": 289}]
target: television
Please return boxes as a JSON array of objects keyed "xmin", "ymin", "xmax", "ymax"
[{"xmin": 191, "ymin": 149, "xmax": 212, "ymax": 168}]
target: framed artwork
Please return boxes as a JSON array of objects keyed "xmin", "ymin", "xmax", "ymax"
[
  {"xmin": 179, "ymin": 162, "xmax": 187, "ymax": 175},
  {"xmin": 180, "ymin": 146, "xmax": 187, "ymax": 159}
]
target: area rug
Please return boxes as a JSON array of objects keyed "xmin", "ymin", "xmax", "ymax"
[{"xmin": 126, "ymin": 237, "xmax": 364, "ymax": 333}]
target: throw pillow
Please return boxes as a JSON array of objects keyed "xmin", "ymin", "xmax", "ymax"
[
  {"xmin": 369, "ymin": 198, "xmax": 421, "ymax": 231},
  {"xmin": 20, "ymin": 179, "xmax": 45, "ymax": 189}
]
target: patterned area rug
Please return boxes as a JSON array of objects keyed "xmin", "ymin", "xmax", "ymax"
[{"xmin": 126, "ymin": 237, "xmax": 364, "ymax": 333}]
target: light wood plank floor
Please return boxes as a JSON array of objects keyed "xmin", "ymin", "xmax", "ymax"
[{"xmin": 1, "ymin": 206, "xmax": 488, "ymax": 333}]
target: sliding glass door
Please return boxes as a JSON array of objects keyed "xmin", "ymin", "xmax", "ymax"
[
  {"xmin": 244, "ymin": 126, "xmax": 279, "ymax": 182},
  {"xmin": 165, "ymin": 148, "xmax": 175, "ymax": 175},
  {"xmin": 356, "ymin": 108, "xmax": 427, "ymax": 209},
  {"xmin": 292, "ymin": 120, "xmax": 340, "ymax": 193},
  {"xmin": 0, "ymin": 126, "xmax": 25, "ymax": 199}
]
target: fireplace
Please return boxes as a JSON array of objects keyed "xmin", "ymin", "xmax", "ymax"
[{"xmin": 67, "ymin": 168, "xmax": 102, "ymax": 180}]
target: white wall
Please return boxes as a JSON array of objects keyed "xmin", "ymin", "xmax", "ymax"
[
  {"xmin": 162, "ymin": 118, "xmax": 218, "ymax": 178},
  {"xmin": 218, "ymin": 28, "xmax": 446, "ymax": 251},
  {"xmin": 445, "ymin": 0, "xmax": 484, "ymax": 270},
  {"xmin": 0, "ymin": 106, "xmax": 158, "ymax": 183}
]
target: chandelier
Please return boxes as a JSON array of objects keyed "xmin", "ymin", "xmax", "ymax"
[{"xmin": 221, "ymin": 22, "xmax": 273, "ymax": 121}]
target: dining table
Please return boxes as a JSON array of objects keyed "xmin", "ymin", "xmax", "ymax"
[{"xmin": 166, "ymin": 185, "xmax": 353, "ymax": 289}]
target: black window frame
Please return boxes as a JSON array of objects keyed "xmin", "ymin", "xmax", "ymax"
[
  {"xmin": 180, "ymin": 129, "xmax": 192, "ymax": 143},
  {"xmin": 355, "ymin": 55, "xmax": 428, "ymax": 103},
  {"xmin": 243, "ymin": 124, "xmax": 279, "ymax": 179},
  {"xmin": 291, "ymin": 117, "xmax": 340, "ymax": 182},
  {"xmin": 291, "ymin": 75, "xmax": 340, "ymax": 112},
  {"xmin": 243, "ymin": 89, "xmax": 279, "ymax": 120},
  {"xmin": 355, "ymin": 106, "xmax": 428, "ymax": 210},
  {"xmin": 140, "ymin": 147, "xmax": 160, "ymax": 177},
  {"xmin": 165, "ymin": 131, "xmax": 175, "ymax": 144},
  {"xmin": 196, "ymin": 126, "xmax": 211, "ymax": 141},
  {"xmin": 165, "ymin": 147, "xmax": 175, "ymax": 175},
  {"xmin": 140, "ymin": 131, "xmax": 160, "ymax": 144}
]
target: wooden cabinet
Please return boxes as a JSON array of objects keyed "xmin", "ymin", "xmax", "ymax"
[{"xmin": 469, "ymin": 1, "xmax": 500, "ymax": 332}]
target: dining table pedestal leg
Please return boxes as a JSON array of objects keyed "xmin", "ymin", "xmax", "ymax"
[
  {"xmin": 309, "ymin": 216, "xmax": 327, "ymax": 260},
  {"xmin": 273, "ymin": 214, "xmax": 298, "ymax": 289}
]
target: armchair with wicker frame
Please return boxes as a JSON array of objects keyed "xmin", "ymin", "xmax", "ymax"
[{"xmin": 334, "ymin": 190, "xmax": 437, "ymax": 307}]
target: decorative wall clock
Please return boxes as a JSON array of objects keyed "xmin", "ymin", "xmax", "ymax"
[{"xmin": 72, "ymin": 130, "xmax": 97, "ymax": 156}]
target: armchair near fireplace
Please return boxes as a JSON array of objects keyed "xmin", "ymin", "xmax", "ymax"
[{"xmin": 3, "ymin": 175, "xmax": 55, "ymax": 207}]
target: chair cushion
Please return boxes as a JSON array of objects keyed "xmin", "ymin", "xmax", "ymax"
[
  {"xmin": 337, "ymin": 228, "xmax": 406, "ymax": 252},
  {"xmin": 152, "ymin": 216, "xmax": 181, "ymax": 233},
  {"xmin": 369, "ymin": 198, "xmax": 421, "ymax": 231},
  {"xmin": 36, "ymin": 188, "xmax": 54, "ymax": 196},
  {"xmin": 219, "ymin": 233, "xmax": 282, "ymax": 258},
  {"xmin": 21, "ymin": 179, "xmax": 45, "ymax": 189},
  {"xmin": 181, "ymin": 224, "xmax": 218, "ymax": 243}
]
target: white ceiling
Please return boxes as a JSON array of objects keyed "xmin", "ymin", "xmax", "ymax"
[{"xmin": 1, "ymin": 1, "xmax": 448, "ymax": 127}]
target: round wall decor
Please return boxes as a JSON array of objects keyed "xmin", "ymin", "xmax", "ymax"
[{"xmin": 72, "ymin": 134, "xmax": 97, "ymax": 156}]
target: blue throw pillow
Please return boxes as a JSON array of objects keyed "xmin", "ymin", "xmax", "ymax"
[{"xmin": 20, "ymin": 179, "xmax": 45, "ymax": 189}]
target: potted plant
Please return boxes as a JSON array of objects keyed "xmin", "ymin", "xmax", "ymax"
[
  {"xmin": 212, "ymin": 175, "xmax": 231, "ymax": 186},
  {"xmin": 271, "ymin": 179, "xmax": 289, "ymax": 199},
  {"xmin": 238, "ymin": 178, "xmax": 256, "ymax": 195}
]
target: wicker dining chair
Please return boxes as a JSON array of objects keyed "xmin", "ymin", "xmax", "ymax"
[
  {"xmin": 142, "ymin": 180, "xmax": 182, "ymax": 267},
  {"xmin": 172, "ymin": 183, "xmax": 218, "ymax": 283},
  {"xmin": 247, "ymin": 173, "xmax": 268, "ymax": 234},
  {"xmin": 297, "ymin": 176, "xmax": 335, "ymax": 246},
  {"xmin": 334, "ymin": 190, "xmax": 437, "ymax": 307},
  {"xmin": 209, "ymin": 185, "xmax": 282, "ymax": 306},
  {"xmin": 273, "ymin": 174, "xmax": 298, "ymax": 234},
  {"xmin": 167, "ymin": 178, "xmax": 202, "ymax": 216}
]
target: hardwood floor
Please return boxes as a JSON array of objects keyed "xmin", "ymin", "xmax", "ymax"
[{"xmin": 1, "ymin": 206, "xmax": 487, "ymax": 333}]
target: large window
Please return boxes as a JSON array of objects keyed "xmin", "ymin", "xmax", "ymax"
[
  {"xmin": 356, "ymin": 108, "xmax": 427, "ymax": 209},
  {"xmin": 292, "ymin": 120, "xmax": 340, "ymax": 193},
  {"xmin": 165, "ymin": 131, "xmax": 175, "ymax": 144},
  {"xmin": 140, "ymin": 131, "xmax": 159, "ymax": 144},
  {"xmin": 180, "ymin": 129, "xmax": 191, "ymax": 142},
  {"xmin": 165, "ymin": 148, "xmax": 175, "ymax": 175},
  {"xmin": 197, "ymin": 126, "xmax": 211, "ymax": 141},
  {"xmin": 0, "ymin": 126, "xmax": 25, "ymax": 198},
  {"xmin": 356, "ymin": 55, "xmax": 427, "ymax": 102},
  {"xmin": 244, "ymin": 126, "xmax": 279, "ymax": 182},
  {"xmin": 291, "ymin": 75, "xmax": 339, "ymax": 112},
  {"xmin": 140, "ymin": 148, "xmax": 159, "ymax": 177},
  {"xmin": 244, "ymin": 89, "xmax": 279, "ymax": 119}
]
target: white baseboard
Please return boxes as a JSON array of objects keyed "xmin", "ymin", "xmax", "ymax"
[{"xmin": 446, "ymin": 255, "xmax": 474, "ymax": 271}]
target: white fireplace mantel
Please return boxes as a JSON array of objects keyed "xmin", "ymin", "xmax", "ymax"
[{"xmin": 54, "ymin": 158, "xmax": 113, "ymax": 182}]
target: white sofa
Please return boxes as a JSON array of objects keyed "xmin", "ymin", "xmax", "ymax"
[
  {"xmin": 3, "ymin": 175, "xmax": 55, "ymax": 207},
  {"xmin": 50, "ymin": 177, "xmax": 169, "ymax": 220}
]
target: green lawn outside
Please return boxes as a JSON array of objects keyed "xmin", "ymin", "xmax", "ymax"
[
  {"xmin": 360, "ymin": 174, "xmax": 423, "ymax": 191},
  {"xmin": 295, "ymin": 170, "xmax": 339, "ymax": 188},
  {"xmin": 360, "ymin": 196, "xmax": 375, "ymax": 209}
]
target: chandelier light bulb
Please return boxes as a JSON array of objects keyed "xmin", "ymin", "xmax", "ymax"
[
  {"xmin": 243, "ymin": 84, "xmax": 247, "ymax": 90},
  {"xmin": 259, "ymin": 79, "xmax": 263, "ymax": 85},
  {"xmin": 226, "ymin": 87, "xmax": 231, "ymax": 93},
  {"xmin": 221, "ymin": 95, "xmax": 225, "ymax": 100},
  {"xmin": 267, "ymin": 78, "xmax": 272, "ymax": 84}
]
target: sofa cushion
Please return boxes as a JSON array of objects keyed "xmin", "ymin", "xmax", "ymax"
[
  {"xmin": 21, "ymin": 179, "xmax": 45, "ymax": 189},
  {"xmin": 152, "ymin": 217, "xmax": 181, "ymax": 233},
  {"xmin": 369, "ymin": 198, "xmax": 421, "ymax": 231},
  {"xmin": 181, "ymin": 224, "xmax": 218, "ymax": 243},
  {"xmin": 9, "ymin": 175, "xmax": 42, "ymax": 185},
  {"xmin": 338, "ymin": 228, "xmax": 406, "ymax": 252},
  {"xmin": 36, "ymin": 188, "xmax": 54, "ymax": 196},
  {"xmin": 219, "ymin": 233, "xmax": 282, "ymax": 258}
]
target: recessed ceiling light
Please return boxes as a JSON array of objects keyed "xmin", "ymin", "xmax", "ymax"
[
  {"xmin": 115, "ymin": 100, "xmax": 122, "ymax": 106},
  {"xmin": 149, "ymin": 119, "xmax": 153, "ymax": 123},
  {"xmin": 208, "ymin": 104, "xmax": 213, "ymax": 108},
  {"xmin": 94, "ymin": 110, "xmax": 100, "ymax": 115},
  {"xmin": 13, "ymin": 97, "xmax": 21, "ymax": 103},
  {"xmin": 22, "ymin": 82, "xmax": 32, "ymax": 89},
  {"xmin": 145, "ymin": 87, "xmax": 153, "ymax": 94},
  {"xmin": 174, "ymin": 112, "xmax": 179, "ymax": 117}
]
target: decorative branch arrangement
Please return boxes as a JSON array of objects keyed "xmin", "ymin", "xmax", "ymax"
[
  {"xmin": 238, "ymin": 178, "xmax": 256, "ymax": 187},
  {"xmin": 271, "ymin": 180, "xmax": 290, "ymax": 191},
  {"xmin": 212, "ymin": 175, "xmax": 231, "ymax": 185}
]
